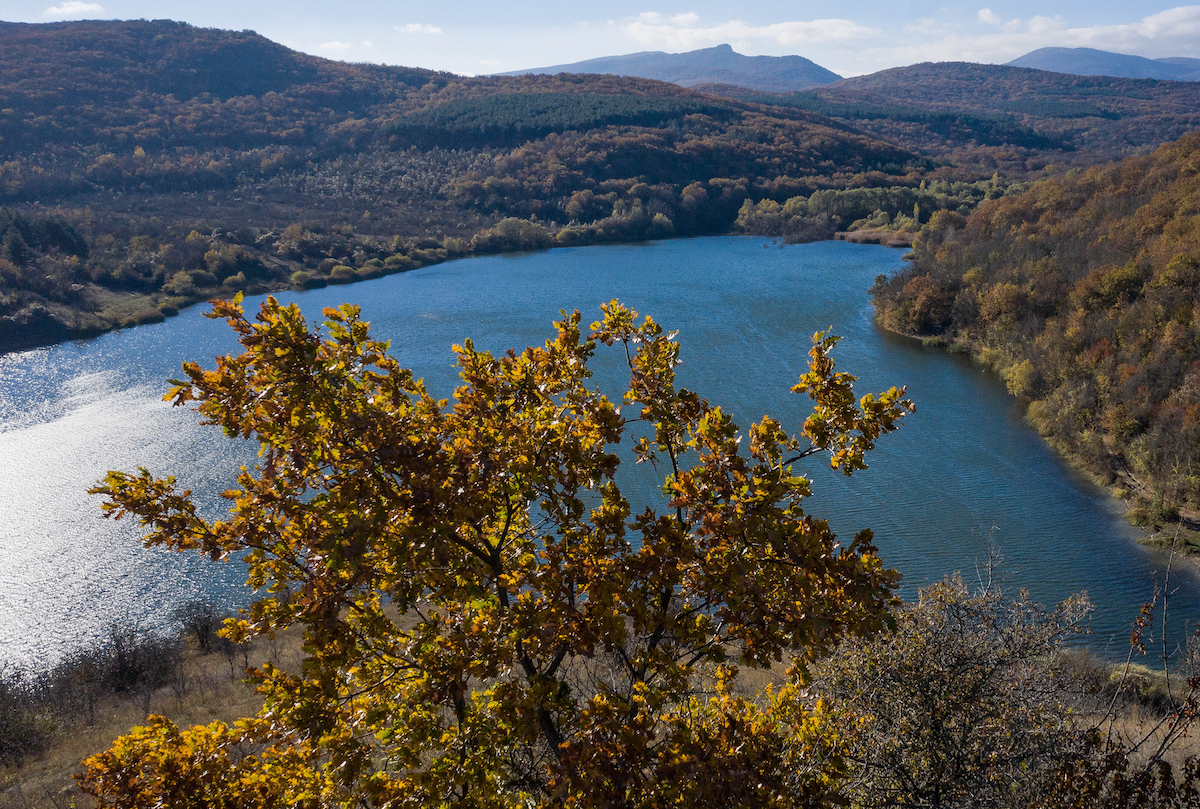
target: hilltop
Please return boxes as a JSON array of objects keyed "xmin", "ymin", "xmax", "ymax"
[
  {"xmin": 1008, "ymin": 47, "xmax": 1200, "ymax": 82},
  {"xmin": 0, "ymin": 19, "xmax": 332, "ymax": 101},
  {"xmin": 502, "ymin": 44, "xmax": 841, "ymax": 92}
]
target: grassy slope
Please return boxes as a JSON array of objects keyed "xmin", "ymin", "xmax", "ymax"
[{"xmin": 2, "ymin": 630, "xmax": 305, "ymax": 809}]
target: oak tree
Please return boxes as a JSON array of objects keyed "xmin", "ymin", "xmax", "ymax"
[{"xmin": 82, "ymin": 296, "xmax": 912, "ymax": 808}]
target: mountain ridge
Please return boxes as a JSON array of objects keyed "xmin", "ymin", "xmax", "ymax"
[
  {"xmin": 502, "ymin": 44, "xmax": 841, "ymax": 92},
  {"xmin": 1007, "ymin": 47, "xmax": 1200, "ymax": 82},
  {"xmin": 697, "ymin": 61, "xmax": 1200, "ymax": 178}
]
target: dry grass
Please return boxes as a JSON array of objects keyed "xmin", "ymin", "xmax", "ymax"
[
  {"xmin": 1097, "ymin": 661, "xmax": 1200, "ymax": 773},
  {"xmin": 1102, "ymin": 705, "xmax": 1200, "ymax": 773},
  {"xmin": 0, "ymin": 630, "xmax": 304, "ymax": 809}
]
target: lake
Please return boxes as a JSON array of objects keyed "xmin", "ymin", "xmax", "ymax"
[{"xmin": 1, "ymin": 236, "xmax": 1194, "ymax": 668}]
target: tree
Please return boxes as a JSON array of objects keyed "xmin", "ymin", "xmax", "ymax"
[
  {"xmin": 811, "ymin": 575, "xmax": 1095, "ymax": 809},
  {"xmin": 81, "ymin": 296, "xmax": 913, "ymax": 808}
]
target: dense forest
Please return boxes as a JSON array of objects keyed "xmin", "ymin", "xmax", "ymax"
[
  {"xmin": 0, "ymin": 19, "xmax": 925, "ymax": 350},
  {"xmin": 702, "ymin": 63, "xmax": 1200, "ymax": 178},
  {"xmin": 872, "ymin": 131, "xmax": 1200, "ymax": 543}
]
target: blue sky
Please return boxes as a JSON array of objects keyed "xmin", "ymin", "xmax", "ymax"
[{"xmin": 5, "ymin": 1, "xmax": 1200, "ymax": 76}]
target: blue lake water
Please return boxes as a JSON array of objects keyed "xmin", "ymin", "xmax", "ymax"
[{"xmin": 1, "ymin": 236, "xmax": 1195, "ymax": 668}]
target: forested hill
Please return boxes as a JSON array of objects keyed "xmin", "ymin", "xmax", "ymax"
[
  {"xmin": 1, "ymin": 19, "xmax": 338, "ymax": 102},
  {"xmin": 701, "ymin": 62, "xmax": 1200, "ymax": 178},
  {"xmin": 502, "ymin": 44, "xmax": 842, "ymax": 92},
  {"xmin": 0, "ymin": 19, "xmax": 919, "ymax": 352},
  {"xmin": 872, "ymin": 132, "xmax": 1200, "ymax": 540},
  {"xmin": 8, "ymin": 20, "xmax": 1200, "ymax": 358},
  {"xmin": 1008, "ymin": 47, "xmax": 1200, "ymax": 83}
]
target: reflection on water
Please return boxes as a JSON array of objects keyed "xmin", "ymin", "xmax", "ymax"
[{"xmin": 0, "ymin": 237, "xmax": 1194, "ymax": 667}]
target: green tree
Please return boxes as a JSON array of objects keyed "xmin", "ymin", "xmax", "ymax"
[{"xmin": 81, "ymin": 296, "xmax": 913, "ymax": 808}]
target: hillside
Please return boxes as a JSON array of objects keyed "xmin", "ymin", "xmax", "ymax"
[
  {"xmin": 8, "ymin": 23, "xmax": 1200, "ymax": 356},
  {"xmin": 502, "ymin": 44, "xmax": 841, "ymax": 92},
  {"xmin": 1008, "ymin": 47, "xmax": 1200, "ymax": 82},
  {"xmin": 700, "ymin": 62, "xmax": 1200, "ymax": 178},
  {"xmin": 0, "ymin": 20, "xmax": 919, "ymax": 352},
  {"xmin": 871, "ymin": 132, "xmax": 1200, "ymax": 540}
]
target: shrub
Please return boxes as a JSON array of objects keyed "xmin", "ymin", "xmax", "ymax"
[
  {"xmin": 813, "ymin": 576, "xmax": 1095, "ymax": 808},
  {"xmin": 328, "ymin": 265, "xmax": 355, "ymax": 283},
  {"xmin": 82, "ymin": 299, "xmax": 915, "ymax": 807}
]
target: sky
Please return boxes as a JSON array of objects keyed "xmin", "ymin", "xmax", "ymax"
[{"xmin": 4, "ymin": 1, "xmax": 1200, "ymax": 77}]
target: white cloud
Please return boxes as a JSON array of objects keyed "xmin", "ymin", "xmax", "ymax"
[
  {"xmin": 1027, "ymin": 15, "xmax": 1063, "ymax": 36},
  {"xmin": 978, "ymin": 8, "xmax": 1002, "ymax": 26},
  {"xmin": 43, "ymin": 1, "xmax": 102, "ymax": 17},
  {"xmin": 319, "ymin": 41, "xmax": 355, "ymax": 51},
  {"xmin": 907, "ymin": 17, "xmax": 955, "ymax": 36},
  {"xmin": 874, "ymin": 4, "xmax": 1200, "ymax": 68},
  {"xmin": 397, "ymin": 23, "xmax": 443, "ymax": 35},
  {"xmin": 623, "ymin": 11, "xmax": 876, "ymax": 51},
  {"xmin": 1137, "ymin": 4, "xmax": 1200, "ymax": 37}
]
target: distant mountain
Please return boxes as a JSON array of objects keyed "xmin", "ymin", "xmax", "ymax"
[
  {"xmin": 502, "ymin": 44, "xmax": 841, "ymax": 92},
  {"xmin": 1007, "ymin": 47, "xmax": 1200, "ymax": 82}
]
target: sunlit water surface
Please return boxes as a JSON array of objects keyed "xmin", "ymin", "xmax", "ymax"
[{"xmin": 2, "ymin": 237, "xmax": 1195, "ymax": 668}]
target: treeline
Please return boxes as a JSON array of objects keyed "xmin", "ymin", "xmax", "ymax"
[
  {"xmin": 0, "ymin": 208, "xmax": 504, "ymax": 349},
  {"xmin": 705, "ymin": 85, "xmax": 1067, "ymax": 150},
  {"xmin": 383, "ymin": 92, "xmax": 736, "ymax": 150},
  {"xmin": 872, "ymin": 131, "xmax": 1200, "ymax": 535},
  {"xmin": 0, "ymin": 185, "xmax": 737, "ymax": 351}
]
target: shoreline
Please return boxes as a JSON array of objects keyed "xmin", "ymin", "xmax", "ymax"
[
  {"xmin": 0, "ymin": 231, "xmax": 915, "ymax": 356},
  {"xmin": 881, "ymin": 325, "xmax": 1200, "ymax": 564},
  {"xmin": 833, "ymin": 229, "xmax": 916, "ymax": 248}
]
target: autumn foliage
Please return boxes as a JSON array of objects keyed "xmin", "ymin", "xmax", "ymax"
[
  {"xmin": 873, "ymin": 131, "xmax": 1200, "ymax": 528},
  {"xmin": 82, "ymin": 297, "xmax": 911, "ymax": 806}
]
